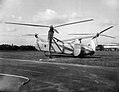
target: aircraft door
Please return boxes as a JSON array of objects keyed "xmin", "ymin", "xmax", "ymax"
[{"xmin": 73, "ymin": 39, "xmax": 81, "ymax": 56}]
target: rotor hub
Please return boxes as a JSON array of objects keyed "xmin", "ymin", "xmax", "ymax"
[{"xmin": 50, "ymin": 25, "xmax": 54, "ymax": 30}]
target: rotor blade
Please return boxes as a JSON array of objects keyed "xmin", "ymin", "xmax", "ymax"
[
  {"xmin": 4, "ymin": 21, "xmax": 50, "ymax": 28},
  {"xmin": 99, "ymin": 26, "xmax": 113, "ymax": 34},
  {"xmin": 63, "ymin": 36, "xmax": 93, "ymax": 42},
  {"xmin": 22, "ymin": 34, "xmax": 36, "ymax": 36},
  {"xmin": 68, "ymin": 33, "xmax": 94, "ymax": 35},
  {"xmin": 22, "ymin": 33, "xmax": 46, "ymax": 42},
  {"xmin": 0, "ymin": 34, "xmax": 20, "ymax": 37},
  {"xmin": 54, "ymin": 19, "xmax": 94, "ymax": 28},
  {"xmin": 111, "ymin": 43, "xmax": 119, "ymax": 45},
  {"xmin": 100, "ymin": 34, "xmax": 115, "ymax": 39},
  {"xmin": 53, "ymin": 29, "xmax": 59, "ymax": 34},
  {"xmin": 22, "ymin": 33, "xmax": 47, "ymax": 36}
]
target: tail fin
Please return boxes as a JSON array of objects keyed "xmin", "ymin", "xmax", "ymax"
[
  {"xmin": 35, "ymin": 34, "xmax": 46, "ymax": 42},
  {"xmin": 35, "ymin": 34, "xmax": 46, "ymax": 51},
  {"xmin": 87, "ymin": 26, "xmax": 114, "ymax": 51}
]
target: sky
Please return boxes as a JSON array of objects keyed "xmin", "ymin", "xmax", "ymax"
[{"xmin": 0, "ymin": 0, "xmax": 119, "ymax": 45}]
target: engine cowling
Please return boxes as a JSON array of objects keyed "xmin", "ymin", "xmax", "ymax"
[{"xmin": 73, "ymin": 39, "xmax": 81, "ymax": 56}]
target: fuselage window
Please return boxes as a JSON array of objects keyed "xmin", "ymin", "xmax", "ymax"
[{"xmin": 44, "ymin": 45, "xmax": 46, "ymax": 47}]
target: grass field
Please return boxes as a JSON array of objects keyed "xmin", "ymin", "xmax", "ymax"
[
  {"xmin": 0, "ymin": 51, "xmax": 119, "ymax": 92},
  {"xmin": 0, "ymin": 51, "xmax": 119, "ymax": 67}
]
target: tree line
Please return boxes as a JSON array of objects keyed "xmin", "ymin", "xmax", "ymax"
[
  {"xmin": 0, "ymin": 44, "xmax": 108, "ymax": 51},
  {"xmin": 0, "ymin": 44, "xmax": 37, "ymax": 51}
]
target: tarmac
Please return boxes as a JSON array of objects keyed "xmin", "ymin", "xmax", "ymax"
[{"xmin": 0, "ymin": 58, "xmax": 119, "ymax": 92}]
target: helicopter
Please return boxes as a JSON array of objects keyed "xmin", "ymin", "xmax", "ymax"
[{"xmin": 1, "ymin": 19, "xmax": 115, "ymax": 58}]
